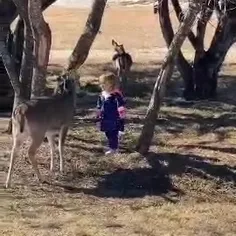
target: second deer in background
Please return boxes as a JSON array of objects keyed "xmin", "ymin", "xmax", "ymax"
[{"xmin": 112, "ymin": 39, "xmax": 133, "ymax": 91}]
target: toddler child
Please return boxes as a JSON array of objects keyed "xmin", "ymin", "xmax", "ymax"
[{"xmin": 96, "ymin": 72, "xmax": 126, "ymax": 155}]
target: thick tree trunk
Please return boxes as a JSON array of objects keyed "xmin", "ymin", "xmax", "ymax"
[
  {"xmin": 0, "ymin": 38, "xmax": 22, "ymax": 134},
  {"xmin": 13, "ymin": 0, "xmax": 34, "ymax": 99},
  {"xmin": 194, "ymin": 15, "xmax": 236, "ymax": 99},
  {"xmin": 160, "ymin": 0, "xmax": 236, "ymax": 100},
  {"xmin": 0, "ymin": 41, "xmax": 23, "ymax": 133},
  {"xmin": 11, "ymin": 0, "xmax": 56, "ymax": 97},
  {"xmin": 3, "ymin": 0, "xmax": 56, "ymax": 134},
  {"xmin": 67, "ymin": 0, "xmax": 107, "ymax": 71},
  {"xmin": 137, "ymin": 0, "xmax": 201, "ymax": 154},
  {"xmin": 28, "ymin": 0, "xmax": 52, "ymax": 97},
  {"xmin": 0, "ymin": 41, "xmax": 22, "ymax": 99},
  {"xmin": 11, "ymin": 18, "xmax": 24, "ymax": 76},
  {"xmin": 4, "ymin": 0, "xmax": 35, "ymax": 135}
]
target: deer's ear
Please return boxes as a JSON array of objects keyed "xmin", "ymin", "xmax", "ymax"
[{"xmin": 112, "ymin": 39, "xmax": 117, "ymax": 46}]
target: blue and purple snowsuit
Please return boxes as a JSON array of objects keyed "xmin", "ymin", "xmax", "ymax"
[{"xmin": 96, "ymin": 90, "xmax": 126, "ymax": 150}]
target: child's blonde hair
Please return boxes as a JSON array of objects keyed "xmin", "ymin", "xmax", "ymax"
[{"xmin": 99, "ymin": 72, "xmax": 119, "ymax": 90}]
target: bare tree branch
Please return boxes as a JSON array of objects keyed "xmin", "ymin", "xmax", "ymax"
[
  {"xmin": 67, "ymin": 0, "xmax": 107, "ymax": 71},
  {"xmin": 171, "ymin": 0, "xmax": 199, "ymax": 50},
  {"xmin": 194, "ymin": 2, "xmax": 213, "ymax": 62},
  {"xmin": 137, "ymin": 0, "xmax": 202, "ymax": 154},
  {"xmin": 158, "ymin": 0, "xmax": 193, "ymax": 97}
]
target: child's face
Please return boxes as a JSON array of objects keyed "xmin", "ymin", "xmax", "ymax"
[{"xmin": 100, "ymin": 81, "xmax": 113, "ymax": 92}]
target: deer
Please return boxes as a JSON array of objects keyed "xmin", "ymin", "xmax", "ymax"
[
  {"xmin": 5, "ymin": 74, "xmax": 77, "ymax": 188},
  {"xmin": 111, "ymin": 39, "xmax": 133, "ymax": 90}
]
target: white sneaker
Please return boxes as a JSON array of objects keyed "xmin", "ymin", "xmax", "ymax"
[
  {"xmin": 118, "ymin": 131, "xmax": 125, "ymax": 137},
  {"xmin": 105, "ymin": 149, "xmax": 118, "ymax": 155}
]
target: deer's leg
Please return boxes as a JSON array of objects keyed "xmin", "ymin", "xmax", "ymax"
[
  {"xmin": 46, "ymin": 134, "xmax": 56, "ymax": 172},
  {"xmin": 28, "ymin": 136, "xmax": 44, "ymax": 183},
  {"xmin": 58, "ymin": 126, "xmax": 68, "ymax": 173},
  {"xmin": 5, "ymin": 136, "xmax": 23, "ymax": 188}
]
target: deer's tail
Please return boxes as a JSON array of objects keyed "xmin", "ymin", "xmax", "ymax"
[{"xmin": 13, "ymin": 104, "xmax": 28, "ymax": 133}]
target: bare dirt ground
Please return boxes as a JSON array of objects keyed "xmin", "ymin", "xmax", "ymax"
[{"xmin": 1, "ymin": 5, "xmax": 236, "ymax": 236}]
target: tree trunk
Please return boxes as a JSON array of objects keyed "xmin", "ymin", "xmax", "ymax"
[
  {"xmin": 160, "ymin": 0, "xmax": 236, "ymax": 100},
  {"xmin": 0, "ymin": 0, "xmax": 17, "ymax": 25},
  {"xmin": 0, "ymin": 41, "xmax": 22, "ymax": 99},
  {"xmin": 67, "ymin": 0, "xmax": 107, "ymax": 71},
  {"xmin": 158, "ymin": 0, "xmax": 194, "ymax": 100},
  {"xmin": 194, "ymin": 14, "xmax": 236, "ymax": 99},
  {"xmin": 42, "ymin": 0, "xmax": 57, "ymax": 10},
  {"xmin": 28, "ymin": 0, "xmax": 52, "ymax": 97},
  {"xmin": 3, "ymin": 0, "xmax": 56, "ymax": 134},
  {"xmin": 11, "ymin": 18, "xmax": 24, "ymax": 76},
  {"xmin": 13, "ymin": 0, "xmax": 34, "ymax": 99},
  {"xmin": 137, "ymin": 0, "xmax": 201, "ymax": 154},
  {"xmin": 0, "ymin": 41, "xmax": 23, "ymax": 133}
]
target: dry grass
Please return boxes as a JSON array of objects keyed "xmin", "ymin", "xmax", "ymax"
[{"xmin": 1, "ymin": 5, "xmax": 236, "ymax": 236}]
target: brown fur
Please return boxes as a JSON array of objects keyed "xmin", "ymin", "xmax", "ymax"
[
  {"xmin": 5, "ymin": 76, "xmax": 77, "ymax": 188},
  {"xmin": 111, "ymin": 39, "xmax": 133, "ymax": 82},
  {"xmin": 13, "ymin": 103, "xmax": 28, "ymax": 133}
]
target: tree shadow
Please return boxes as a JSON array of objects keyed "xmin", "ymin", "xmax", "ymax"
[
  {"xmin": 54, "ymin": 165, "xmax": 183, "ymax": 201},
  {"xmin": 168, "ymin": 144, "xmax": 236, "ymax": 156},
  {"xmin": 158, "ymin": 108, "xmax": 236, "ymax": 139},
  {"xmin": 56, "ymin": 143, "xmax": 236, "ymax": 200},
  {"xmin": 157, "ymin": 75, "xmax": 236, "ymax": 137},
  {"xmin": 146, "ymin": 152, "xmax": 236, "ymax": 183},
  {"xmin": 163, "ymin": 74, "xmax": 236, "ymax": 112}
]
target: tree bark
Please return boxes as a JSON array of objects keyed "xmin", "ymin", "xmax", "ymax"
[
  {"xmin": 158, "ymin": 0, "xmax": 194, "ymax": 100},
  {"xmin": 28, "ymin": 0, "xmax": 52, "ymax": 97},
  {"xmin": 171, "ymin": 0, "xmax": 198, "ymax": 50},
  {"xmin": 194, "ymin": 14, "xmax": 236, "ymax": 99},
  {"xmin": 193, "ymin": 5, "xmax": 212, "ymax": 63},
  {"xmin": 0, "ymin": 0, "xmax": 17, "ymax": 25},
  {"xmin": 11, "ymin": 18, "xmax": 24, "ymax": 76},
  {"xmin": 137, "ymin": 0, "xmax": 201, "ymax": 154},
  {"xmin": 0, "ymin": 41, "xmax": 22, "ymax": 99},
  {"xmin": 42, "ymin": 0, "xmax": 57, "ymax": 10},
  {"xmin": 3, "ymin": 0, "xmax": 56, "ymax": 134},
  {"xmin": 13, "ymin": 0, "xmax": 34, "ymax": 99},
  {"xmin": 159, "ymin": 0, "xmax": 236, "ymax": 100},
  {"xmin": 67, "ymin": 0, "xmax": 107, "ymax": 71}
]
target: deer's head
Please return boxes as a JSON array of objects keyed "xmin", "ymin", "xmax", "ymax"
[
  {"xmin": 55, "ymin": 72, "xmax": 76, "ymax": 96},
  {"xmin": 112, "ymin": 39, "xmax": 125, "ymax": 54}
]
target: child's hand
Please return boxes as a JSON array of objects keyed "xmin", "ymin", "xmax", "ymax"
[
  {"xmin": 94, "ymin": 109, "xmax": 101, "ymax": 122},
  {"xmin": 118, "ymin": 106, "xmax": 126, "ymax": 119},
  {"xmin": 96, "ymin": 122, "xmax": 100, "ymax": 130}
]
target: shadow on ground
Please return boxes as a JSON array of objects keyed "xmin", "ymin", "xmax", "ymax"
[
  {"xmin": 52, "ymin": 149, "xmax": 236, "ymax": 200},
  {"xmin": 147, "ymin": 152, "xmax": 236, "ymax": 184},
  {"xmin": 54, "ymin": 164, "xmax": 183, "ymax": 201}
]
